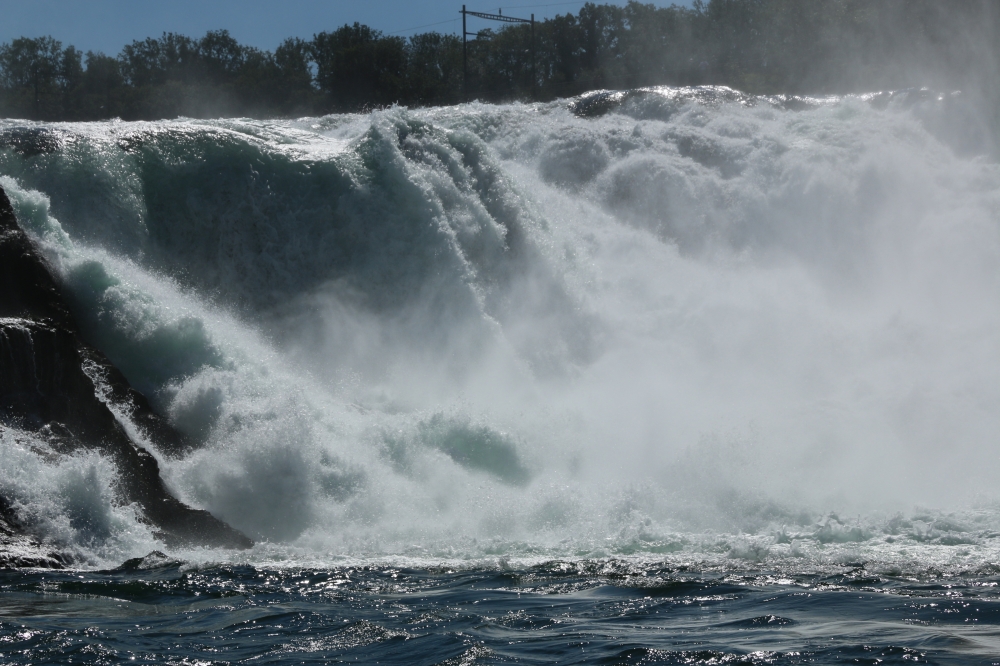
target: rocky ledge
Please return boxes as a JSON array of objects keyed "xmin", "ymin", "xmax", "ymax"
[{"xmin": 0, "ymin": 184, "xmax": 252, "ymax": 568}]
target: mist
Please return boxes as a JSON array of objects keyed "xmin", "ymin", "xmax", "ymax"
[
  {"xmin": 2, "ymin": 0, "xmax": 999, "ymax": 136},
  {"xmin": 0, "ymin": 69, "xmax": 996, "ymax": 567},
  {"xmin": 1, "ymin": 0, "xmax": 1000, "ymax": 571}
]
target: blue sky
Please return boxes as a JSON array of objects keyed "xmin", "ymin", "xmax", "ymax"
[{"xmin": 1, "ymin": 0, "xmax": 695, "ymax": 56}]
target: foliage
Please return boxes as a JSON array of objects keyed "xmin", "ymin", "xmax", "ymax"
[{"xmin": 1, "ymin": 0, "xmax": 998, "ymax": 120}]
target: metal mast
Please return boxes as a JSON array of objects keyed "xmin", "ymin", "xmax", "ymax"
[{"xmin": 460, "ymin": 6, "xmax": 536, "ymax": 101}]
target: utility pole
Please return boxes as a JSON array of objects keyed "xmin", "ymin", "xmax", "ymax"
[
  {"xmin": 531, "ymin": 14, "xmax": 535, "ymax": 97},
  {"xmin": 460, "ymin": 6, "xmax": 536, "ymax": 102},
  {"xmin": 462, "ymin": 5, "xmax": 468, "ymax": 101}
]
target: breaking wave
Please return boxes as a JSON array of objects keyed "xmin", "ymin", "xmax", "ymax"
[{"xmin": 2, "ymin": 85, "xmax": 1000, "ymax": 569}]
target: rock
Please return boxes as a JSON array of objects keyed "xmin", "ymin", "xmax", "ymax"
[
  {"xmin": 0, "ymin": 494, "xmax": 70, "ymax": 569},
  {"xmin": 0, "ymin": 184, "xmax": 253, "ymax": 556},
  {"xmin": 0, "ymin": 189, "xmax": 190, "ymax": 458},
  {"xmin": 118, "ymin": 550, "xmax": 184, "ymax": 571}
]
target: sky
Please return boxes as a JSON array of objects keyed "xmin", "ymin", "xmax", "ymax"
[{"xmin": 0, "ymin": 0, "xmax": 695, "ymax": 56}]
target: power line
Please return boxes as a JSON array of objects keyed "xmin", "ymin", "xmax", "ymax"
[
  {"xmin": 500, "ymin": 0, "xmax": 686, "ymax": 8},
  {"xmin": 386, "ymin": 0, "xmax": 608, "ymax": 39},
  {"xmin": 499, "ymin": 1, "xmax": 587, "ymax": 9},
  {"xmin": 385, "ymin": 2, "xmax": 593, "ymax": 38},
  {"xmin": 388, "ymin": 18, "xmax": 460, "ymax": 35}
]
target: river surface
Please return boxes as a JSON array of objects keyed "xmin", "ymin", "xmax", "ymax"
[
  {"xmin": 3, "ymin": 558, "xmax": 1000, "ymax": 664},
  {"xmin": 1, "ymin": 87, "xmax": 1000, "ymax": 663}
]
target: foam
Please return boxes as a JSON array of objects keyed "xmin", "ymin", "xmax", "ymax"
[{"xmin": 1, "ymin": 89, "xmax": 999, "ymax": 567}]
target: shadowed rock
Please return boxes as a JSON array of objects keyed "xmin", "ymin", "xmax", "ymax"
[
  {"xmin": 0, "ymin": 494, "xmax": 70, "ymax": 569},
  {"xmin": 0, "ymin": 183, "xmax": 252, "ymax": 564}
]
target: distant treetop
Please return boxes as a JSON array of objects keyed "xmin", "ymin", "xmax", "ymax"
[{"xmin": 1, "ymin": 0, "xmax": 998, "ymax": 121}]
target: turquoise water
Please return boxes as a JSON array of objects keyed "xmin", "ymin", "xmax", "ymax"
[
  {"xmin": 3, "ymin": 560, "xmax": 1000, "ymax": 664},
  {"xmin": 2, "ymin": 88, "xmax": 1000, "ymax": 662}
]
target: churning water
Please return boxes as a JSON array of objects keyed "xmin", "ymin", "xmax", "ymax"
[{"xmin": 2, "ymin": 88, "xmax": 1000, "ymax": 663}]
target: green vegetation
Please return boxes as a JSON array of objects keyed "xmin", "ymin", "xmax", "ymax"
[{"xmin": 1, "ymin": 0, "xmax": 998, "ymax": 120}]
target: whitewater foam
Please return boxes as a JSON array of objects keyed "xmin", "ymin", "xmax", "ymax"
[{"xmin": 1, "ymin": 87, "xmax": 999, "ymax": 568}]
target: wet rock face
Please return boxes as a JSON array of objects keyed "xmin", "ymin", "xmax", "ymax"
[
  {"xmin": 0, "ymin": 192, "xmax": 74, "ymax": 331},
  {"xmin": 1, "ymin": 320, "xmax": 111, "ymax": 439},
  {"xmin": 0, "ymin": 185, "xmax": 253, "ymax": 558},
  {"xmin": 0, "ymin": 494, "xmax": 70, "ymax": 569}
]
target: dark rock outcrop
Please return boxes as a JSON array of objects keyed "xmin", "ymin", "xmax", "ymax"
[
  {"xmin": 0, "ymin": 494, "xmax": 70, "ymax": 568},
  {"xmin": 0, "ymin": 184, "xmax": 252, "ymax": 563}
]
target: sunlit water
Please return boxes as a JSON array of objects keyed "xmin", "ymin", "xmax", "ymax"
[
  {"xmin": 3, "ymin": 560, "xmax": 1000, "ymax": 664},
  {"xmin": 1, "ymin": 86, "xmax": 1000, "ymax": 662}
]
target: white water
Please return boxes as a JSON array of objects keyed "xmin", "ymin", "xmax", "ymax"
[{"xmin": 2, "ymin": 88, "xmax": 1000, "ymax": 569}]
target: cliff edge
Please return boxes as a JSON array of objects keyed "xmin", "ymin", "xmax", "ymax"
[{"xmin": 0, "ymin": 183, "xmax": 252, "ymax": 567}]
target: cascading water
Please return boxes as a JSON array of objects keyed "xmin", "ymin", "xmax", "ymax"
[{"xmin": 1, "ymin": 88, "xmax": 1000, "ymax": 574}]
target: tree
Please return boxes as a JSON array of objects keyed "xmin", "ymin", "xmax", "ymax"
[
  {"xmin": 406, "ymin": 32, "xmax": 462, "ymax": 106},
  {"xmin": 1, "ymin": 1, "xmax": 999, "ymax": 123},
  {"xmin": 198, "ymin": 30, "xmax": 246, "ymax": 84},
  {"xmin": 0, "ymin": 36, "xmax": 64, "ymax": 118},
  {"xmin": 82, "ymin": 51, "xmax": 123, "ymax": 118},
  {"xmin": 311, "ymin": 24, "xmax": 406, "ymax": 110}
]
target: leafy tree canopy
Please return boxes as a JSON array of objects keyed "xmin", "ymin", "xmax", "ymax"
[{"xmin": 0, "ymin": 0, "xmax": 997, "ymax": 121}]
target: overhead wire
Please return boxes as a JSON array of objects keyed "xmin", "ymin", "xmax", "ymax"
[
  {"xmin": 388, "ymin": 1, "xmax": 629, "ymax": 38},
  {"xmin": 388, "ymin": 0, "xmax": 658, "ymax": 39},
  {"xmin": 384, "ymin": 0, "xmax": 685, "ymax": 37},
  {"xmin": 388, "ymin": 18, "xmax": 460, "ymax": 35},
  {"xmin": 498, "ymin": 1, "xmax": 588, "ymax": 9},
  {"xmin": 388, "ymin": 2, "xmax": 588, "ymax": 37}
]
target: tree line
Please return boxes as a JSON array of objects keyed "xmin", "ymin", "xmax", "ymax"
[{"xmin": 1, "ymin": 0, "xmax": 998, "ymax": 121}]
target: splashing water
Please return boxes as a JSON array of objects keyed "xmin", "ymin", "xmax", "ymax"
[{"xmin": 1, "ymin": 87, "xmax": 999, "ymax": 572}]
